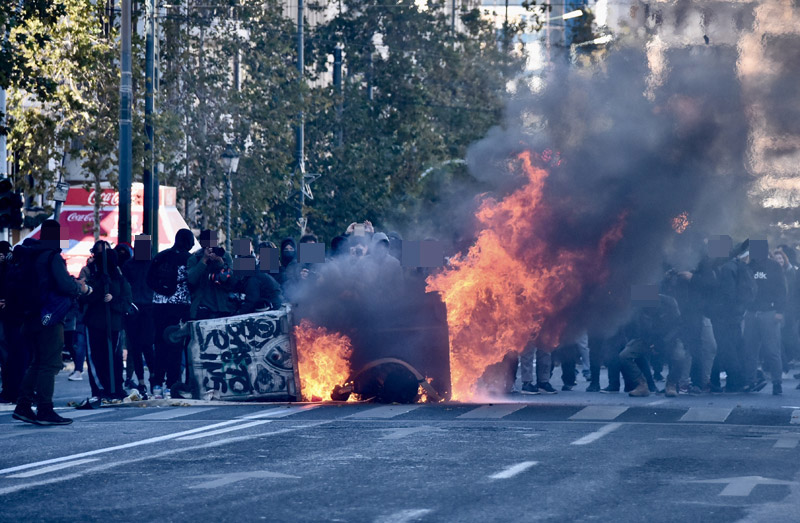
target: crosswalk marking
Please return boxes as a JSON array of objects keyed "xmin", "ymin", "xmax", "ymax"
[
  {"xmin": 346, "ymin": 405, "xmax": 421, "ymax": 419},
  {"xmin": 570, "ymin": 406, "xmax": 628, "ymax": 421},
  {"xmin": 680, "ymin": 407, "xmax": 732, "ymax": 423},
  {"xmin": 62, "ymin": 410, "xmax": 113, "ymax": 419},
  {"xmin": 457, "ymin": 404, "xmax": 527, "ymax": 419},
  {"xmin": 129, "ymin": 408, "xmax": 215, "ymax": 421}
]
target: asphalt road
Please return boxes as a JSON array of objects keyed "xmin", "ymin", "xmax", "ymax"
[{"xmin": 2, "ymin": 370, "xmax": 800, "ymax": 522}]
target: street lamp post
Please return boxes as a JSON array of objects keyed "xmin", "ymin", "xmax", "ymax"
[{"xmin": 221, "ymin": 144, "xmax": 239, "ymax": 253}]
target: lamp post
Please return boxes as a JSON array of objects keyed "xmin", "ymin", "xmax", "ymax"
[{"xmin": 221, "ymin": 144, "xmax": 239, "ymax": 253}]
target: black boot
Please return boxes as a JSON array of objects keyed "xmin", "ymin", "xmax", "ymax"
[
  {"xmin": 35, "ymin": 403, "xmax": 73, "ymax": 426},
  {"xmin": 12, "ymin": 401, "xmax": 38, "ymax": 424}
]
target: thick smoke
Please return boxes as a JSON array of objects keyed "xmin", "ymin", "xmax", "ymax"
[{"xmin": 464, "ymin": 42, "xmax": 756, "ymax": 339}]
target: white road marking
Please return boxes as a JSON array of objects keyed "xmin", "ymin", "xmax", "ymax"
[
  {"xmin": 190, "ymin": 470, "xmax": 299, "ymax": 489},
  {"xmin": 570, "ymin": 406, "xmax": 628, "ymax": 421},
  {"xmin": 679, "ymin": 407, "xmax": 732, "ymax": 423},
  {"xmin": 0, "ymin": 421, "xmax": 331, "ymax": 496},
  {"xmin": 488, "ymin": 461, "xmax": 538, "ymax": 480},
  {"xmin": 238, "ymin": 405, "xmax": 319, "ymax": 420},
  {"xmin": 7, "ymin": 459, "xmax": 100, "ymax": 478},
  {"xmin": 791, "ymin": 410, "xmax": 800, "ymax": 425},
  {"xmin": 61, "ymin": 410, "xmax": 112, "ymax": 419},
  {"xmin": 129, "ymin": 407, "xmax": 215, "ymax": 421},
  {"xmin": 760, "ymin": 433, "xmax": 800, "ymax": 449},
  {"xmin": 646, "ymin": 399, "xmax": 669, "ymax": 406},
  {"xmin": 571, "ymin": 423, "xmax": 623, "ymax": 445},
  {"xmin": 347, "ymin": 405, "xmax": 421, "ymax": 419},
  {"xmin": 176, "ymin": 420, "xmax": 272, "ymax": 441},
  {"xmin": 0, "ymin": 405, "xmax": 317, "ymax": 476},
  {"xmin": 375, "ymin": 509, "xmax": 433, "ymax": 523},
  {"xmin": 381, "ymin": 426, "xmax": 441, "ymax": 440},
  {"xmin": 0, "ymin": 419, "xmax": 247, "ymax": 475},
  {"xmin": 691, "ymin": 476, "xmax": 796, "ymax": 496},
  {"xmin": 456, "ymin": 404, "xmax": 527, "ymax": 419}
]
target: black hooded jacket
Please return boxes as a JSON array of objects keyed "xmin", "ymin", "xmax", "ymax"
[{"xmin": 748, "ymin": 257, "xmax": 787, "ymax": 313}]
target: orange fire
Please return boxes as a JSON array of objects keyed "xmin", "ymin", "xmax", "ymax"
[
  {"xmin": 293, "ymin": 320, "xmax": 354, "ymax": 402},
  {"xmin": 672, "ymin": 211, "xmax": 690, "ymax": 234},
  {"xmin": 427, "ymin": 151, "xmax": 626, "ymax": 400}
]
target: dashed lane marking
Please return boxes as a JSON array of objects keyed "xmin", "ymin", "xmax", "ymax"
[
  {"xmin": 129, "ymin": 407, "xmax": 216, "ymax": 421},
  {"xmin": 374, "ymin": 509, "xmax": 434, "ymax": 523},
  {"xmin": 571, "ymin": 423, "xmax": 623, "ymax": 445},
  {"xmin": 7, "ymin": 458, "xmax": 100, "ymax": 478},
  {"xmin": 570, "ymin": 406, "xmax": 628, "ymax": 421},
  {"xmin": 346, "ymin": 405, "xmax": 422, "ymax": 419},
  {"xmin": 456, "ymin": 404, "xmax": 527, "ymax": 419},
  {"xmin": 680, "ymin": 407, "xmax": 732, "ymax": 423},
  {"xmin": 489, "ymin": 461, "xmax": 538, "ymax": 480}
]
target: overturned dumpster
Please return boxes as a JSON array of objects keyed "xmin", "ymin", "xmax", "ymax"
[{"xmin": 186, "ymin": 307, "xmax": 301, "ymax": 402}]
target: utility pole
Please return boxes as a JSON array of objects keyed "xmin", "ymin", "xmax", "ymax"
[
  {"xmin": 143, "ymin": 0, "xmax": 155, "ymax": 252},
  {"xmin": 334, "ymin": 43, "xmax": 343, "ymax": 148},
  {"xmin": 296, "ymin": 0, "xmax": 305, "ymax": 233},
  {"xmin": 451, "ymin": 0, "xmax": 456, "ymax": 31},
  {"xmin": 119, "ymin": 0, "xmax": 132, "ymax": 245}
]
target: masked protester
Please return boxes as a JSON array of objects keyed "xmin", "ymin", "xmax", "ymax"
[
  {"xmin": 278, "ymin": 238, "xmax": 297, "ymax": 284},
  {"xmin": 742, "ymin": 240, "xmax": 787, "ymax": 395},
  {"xmin": 81, "ymin": 242, "xmax": 132, "ymax": 401},
  {"xmin": 146, "ymin": 229, "xmax": 195, "ymax": 399},
  {"xmin": 121, "ymin": 236, "xmax": 155, "ymax": 393},
  {"xmin": 186, "ymin": 230, "xmax": 237, "ymax": 320},
  {"xmin": 12, "ymin": 220, "xmax": 91, "ymax": 425}
]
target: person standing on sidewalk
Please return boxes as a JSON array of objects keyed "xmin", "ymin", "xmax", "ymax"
[
  {"xmin": 742, "ymin": 239, "xmax": 787, "ymax": 395},
  {"xmin": 146, "ymin": 229, "xmax": 194, "ymax": 398},
  {"xmin": 121, "ymin": 235, "xmax": 155, "ymax": 393},
  {"xmin": 13, "ymin": 220, "xmax": 91, "ymax": 426}
]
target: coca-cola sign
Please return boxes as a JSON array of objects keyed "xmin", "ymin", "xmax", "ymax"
[
  {"xmin": 88, "ymin": 190, "xmax": 120, "ymax": 207},
  {"xmin": 66, "ymin": 213, "xmax": 96, "ymax": 222}
]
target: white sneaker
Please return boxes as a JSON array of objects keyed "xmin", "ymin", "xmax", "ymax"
[
  {"xmin": 68, "ymin": 370, "xmax": 83, "ymax": 381},
  {"xmin": 152, "ymin": 386, "xmax": 163, "ymax": 399},
  {"xmin": 163, "ymin": 388, "xmax": 171, "ymax": 400}
]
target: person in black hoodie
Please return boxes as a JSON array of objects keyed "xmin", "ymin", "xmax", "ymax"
[
  {"xmin": 81, "ymin": 242, "xmax": 132, "ymax": 400},
  {"xmin": 278, "ymin": 238, "xmax": 297, "ymax": 285},
  {"xmin": 121, "ymin": 235, "xmax": 155, "ymax": 393},
  {"xmin": 742, "ymin": 239, "xmax": 787, "ymax": 395},
  {"xmin": 146, "ymin": 229, "xmax": 194, "ymax": 397},
  {"xmin": 13, "ymin": 220, "xmax": 91, "ymax": 425}
]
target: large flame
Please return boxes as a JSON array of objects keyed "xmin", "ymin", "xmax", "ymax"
[
  {"xmin": 293, "ymin": 320, "xmax": 353, "ymax": 402},
  {"xmin": 427, "ymin": 151, "xmax": 626, "ymax": 400}
]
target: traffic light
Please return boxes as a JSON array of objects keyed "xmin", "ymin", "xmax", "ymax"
[{"xmin": 0, "ymin": 178, "xmax": 23, "ymax": 229}]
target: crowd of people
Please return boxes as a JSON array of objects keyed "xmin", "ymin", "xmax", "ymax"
[
  {"xmin": 2, "ymin": 218, "xmax": 799, "ymax": 426},
  {"xmin": 525, "ymin": 236, "xmax": 800, "ymax": 399},
  {"xmin": 0, "ymin": 218, "xmax": 411, "ymax": 425}
]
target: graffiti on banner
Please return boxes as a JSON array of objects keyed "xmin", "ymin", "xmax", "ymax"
[{"xmin": 188, "ymin": 308, "xmax": 299, "ymax": 401}]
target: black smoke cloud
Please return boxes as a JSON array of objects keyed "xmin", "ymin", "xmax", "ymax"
[{"xmin": 465, "ymin": 44, "xmax": 755, "ymax": 338}]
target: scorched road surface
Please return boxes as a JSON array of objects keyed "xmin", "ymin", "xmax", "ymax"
[{"xmin": 1, "ymin": 401, "xmax": 799, "ymax": 522}]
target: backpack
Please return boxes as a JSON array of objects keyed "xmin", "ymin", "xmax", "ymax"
[
  {"xmin": 5, "ymin": 245, "xmax": 52, "ymax": 318},
  {"xmin": 146, "ymin": 249, "xmax": 179, "ymax": 297}
]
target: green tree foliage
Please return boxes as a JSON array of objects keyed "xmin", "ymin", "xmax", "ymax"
[
  {"xmin": 157, "ymin": 0, "xmax": 302, "ymax": 242},
  {"xmin": 7, "ymin": 0, "xmax": 119, "ymax": 239},
  {"xmin": 303, "ymin": 0, "xmax": 527, "ymax": 242}
]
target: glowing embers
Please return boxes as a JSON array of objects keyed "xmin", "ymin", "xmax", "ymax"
[
  {"xmin": 426, "ymin": 151, "xmax": 626, "ymax": 401},
  {"xmin": 672, "ymin": 211, "xmax": 690, "ymax": 234},
  {"xmin": 293, "ymin": 319, "xmax": 354, "ymax": 402}
]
